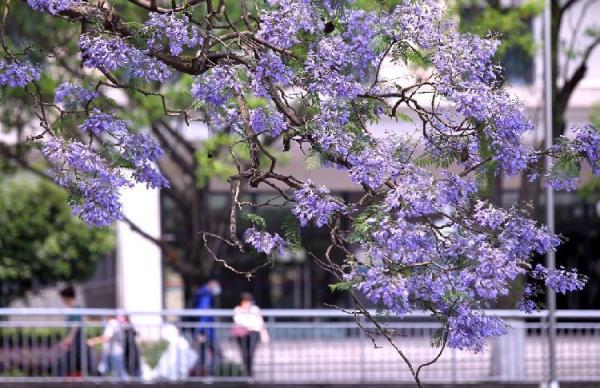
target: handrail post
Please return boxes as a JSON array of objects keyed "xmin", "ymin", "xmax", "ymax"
[
  {"xmin": 543, "ymin": 0, "xmax": 557, "ymax": 384},
  {"xmin": 268, "ymin": 315, "xmax": 275, "ymax": 383},
  {"xmin": 80, "ymin": 319, "xmax": 87, "ymax": 379}
]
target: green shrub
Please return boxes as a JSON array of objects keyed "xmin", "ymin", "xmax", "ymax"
[
  {"xmin": 140, "ymin": 340, "xmax": 169, "ymax": 369},
  {"xmin": 0, "ymin": 326, "xmax": 103, "ymax": 347},
  {"xmin": 216, "ymin": 361, "xmax": 244, "ymax": 377}
]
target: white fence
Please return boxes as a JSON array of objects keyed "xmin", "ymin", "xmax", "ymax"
[{"xmin": 0, "ymin": 308, "xmax": 599, "ymax": 384}]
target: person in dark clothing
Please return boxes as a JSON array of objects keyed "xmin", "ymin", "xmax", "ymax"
[
  {"xmin": 122, "ymin": 316, "xmax": 141, "ymax": 377},
  {"xmin": 56, "ymin": 286, "xmax": 94, "ymax": 376},
  {"xmin": 192, "ymin": 279, "xmax": 222, "ymax": 375}
]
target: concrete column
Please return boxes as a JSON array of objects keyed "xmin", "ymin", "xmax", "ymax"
[{"xmin": 116, "ymin": 183, "xmax": 163, "ymax": 338}]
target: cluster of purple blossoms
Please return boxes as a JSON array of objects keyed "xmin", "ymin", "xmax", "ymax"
[
  {"xmin": 546, "ymin": 125, "xmax": 600, "ymax": 190},
  {"xmin": 80, "ymin": 34, "xmax": 171, "ymax": 82},
  {"xmin": 572, "ymin": 125, "xmax": 600, "ymax": 174},
  {"xmin": 41, "ymin": 138, "xmax": 127, "ymax": 226},
  {"xmin": 244, "ymin": 227, "xmax": 286, "ymax": 255},
  {"xmin": 382, "ymin": 169, "xmax": 475, "ymax": 218},
  {"xmin": 339, "ymin": 155, "xmax": 573, "ymax": 351},
  {"xmin": 305, "ymin": 36, "xmax": 366, "ymax": 99},
  {"xmin": 79, "ymin": 110, "xmax": 127, "ymax": 136},
  {"xmin": 348, "ymin": 151, "xmax": 390, "ymax": 189},
  {"xmin": 132, "ymin": 57, "xmax": 172, "ymax": 82},
  {"xmin": 449, "ymin": 236, "xmax": 525, "ymax": 300},
  {"xmin": 121, "ymin": 132, "xmax": 166, "ymax": 170},
  {"xmin": 257, "ymin": 0, "xmax": 322, "ymax": 49},
  {"xmin": 27, "ymin": 0, "xmax": 74, "ymax": 15},
  {"xmin": 251, "ymin": 51, "xmax": 295, "ymax": 97},
  {"xmin": 41, "ymin": 110, "xmax": 169, "ymax": 226},
  {"xmin": 446, "ymin": 307, "xmax": 507, "ymax": 352},
  {"xmin": 314, "ymin": 101, "xmax": 353, "ymax": 156},
  {"xmin": 250, "ymin": 108, "xmax": 288, "ymax": 137},
  {"xmin": 388, "ymin": 0, "xmax": 443, "ymax": 49},
  {"xmin": 424, "ymin": 20, "xmax": 538, "ymax": 175},
  {"xmin": 355, "ymin": 266, "xmax": 411, "ymax": 315},
  {"xmin": 347, "ymin": 137, "xmax": 411, "ymax": 190},
  {"xmin": 545, "ymin": 169, "xmax": 579, "ymax": 192},
  {"xmin": 340, "ymin": 10, "xmax": 381, "ymax": 78},
  {"xmin": 368, "ymin": 215, "xmax": 437, "ymax": 265},
  {"xmin": 471, "ymin": 201, "xmax": 508, "ymax": 230},
  {"xmin": 80, "ymin": 35, "xmax": 131, "ymax": 71},
  {"xmin": 532, "ymin": 264, "xmax": 587, "ymax": 294},
  {"xmin": 543, "ymin": 126, "xmax": 600, "ymax": 191},
  {"xmin": 517, "ymin": 285, "xmax": 539, "ymax": 313},
  {"xmin": 498, "ymin": 212, "xmax": 561, "ymax": 257},
  {"xmin": 192, "ymin": 66, "xmax": 240, "ymax": 106},
  {"xmin": 145, "ymin": 13, "xmax": 202, "ymax": 56},
  {"xmin": 0, "ymin": 58, "xmax": 40, "ymax": 88},
  {"xmin": 81, "ymin": 112, "xmax": 167, "ymax": 188},
  {"xmin": 292, "ymin": 181, "xmax": 346, "ymax": 227},
  {"xmin": 55, "ymin": 82, "xmax": 98, "ymax": 109}
]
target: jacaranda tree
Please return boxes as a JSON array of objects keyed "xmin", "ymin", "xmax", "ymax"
[{"xmin": 1, "ymin": 0, "xmax": 598, "ymax": 384}]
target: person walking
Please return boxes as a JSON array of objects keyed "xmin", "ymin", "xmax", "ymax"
[
  {"xmin": 192, "ymin": 279, "xmax": 222, "ymax": 375},
  {"xmin": 56, "ymin": 286, "xmax": 94, "ymax": 376},
  {"xmin": 87, "ymin": 315, "xmax": 128, "ymax": 378},
  {"xmin": 122, "ymin": 316, "xmax": 142, "ymax": 377},
  {"xmin": 231, "ymin": 293, "xmax": 269, "ymax": 377}
]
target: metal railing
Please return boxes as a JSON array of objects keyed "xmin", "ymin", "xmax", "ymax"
[{"xmin": 1, "ymin": 308, "xmax": 599, "ymax": 384}]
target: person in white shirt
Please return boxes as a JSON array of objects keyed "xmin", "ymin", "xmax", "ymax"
[
  {"xmin": 88, "ymin": 315, "xmax": 127, "ymax": 377},
  {"xmin": 231, "ymin": 293, "xmax": 269, "ymax": 376}
]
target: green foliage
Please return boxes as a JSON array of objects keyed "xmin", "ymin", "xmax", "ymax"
[
  {"xmin": 348, "ymin": 205, "xmax": 378, "ymax": 243},
  {"xmin": 351, "ymin": 0, "xmax": 403, "ymax": 12},
  {"xmin": 0, "ymin": 326, "xmax": 103, "ymax": 342},
  {"xmin": 282, "ymin": 213, "xmax": 302, "ymax": 250},
  {"xmin": 455, "ymin": 0, "xmax": 542, "ymax": 59},
  {"xmin": 0, "ymin": 176, "xmax": 114, "ymax": 306},
  {"xmin": 328, "ymin": 281, "xmax": 353, "ymax": 293},
  {"xmin": 430, "ymin": 327, "xmax": 447, "ymax": 348},
  {"xmin": 140, "ymin": 340, "xmax": 170, "ymax": 369},
  {"xmin": 552, "ymin": 153, "xmax": 582, "ymax": 182},
  {"xmin": 195, "ymin": 133, "xmax": 245, "ymax": 188},
  {"xmin": 195, "ymin": 132, "xmax": 289, "ymax": 188},
  {"xmin": 243, "ymin": 212, "xmax": 267, "ymax": 229},
  {"xmin": 475, "ymin": 127, "xmax": 499, "ymax": 199},
  {"xmin": 216, "ymin": 361, "xmax": 245, "ymax": 377},
  {"xmin": 578, "ymin": 177, "xmax": 600, "ymax": 203},
  {"xmin": 0, "ymin": 369, "xmax": 27, "ymax": 377}
]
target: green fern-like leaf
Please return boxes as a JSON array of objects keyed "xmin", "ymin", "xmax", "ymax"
[
  {"xmin": 328, "ymin": 281, "xmax": 353, "ymax": 293},
  {"xmin": 243, "ymin": 212, "xmax": 266, "ymax": 229},
  {"xmin": 282, "ymin": 213, "xmax": 302, "ymax": 249}
]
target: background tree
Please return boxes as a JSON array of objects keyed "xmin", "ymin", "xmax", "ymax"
[{"xmin": 0, "ymin": 176, "xmax": 114, "ymax": 306}]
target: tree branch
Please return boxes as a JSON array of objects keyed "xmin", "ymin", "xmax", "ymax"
[
  {"xmin": 20, "ymin": 0, "xmax": 247, "ymax": 75},
  {"xmin": 557, "ymin": 34, "xmax": 600, "ymax": 112}
]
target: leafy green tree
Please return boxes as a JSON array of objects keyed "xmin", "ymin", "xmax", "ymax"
[{"xmin": 0, "ymin": 176, "xmax": 114, "ymax": 306}]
